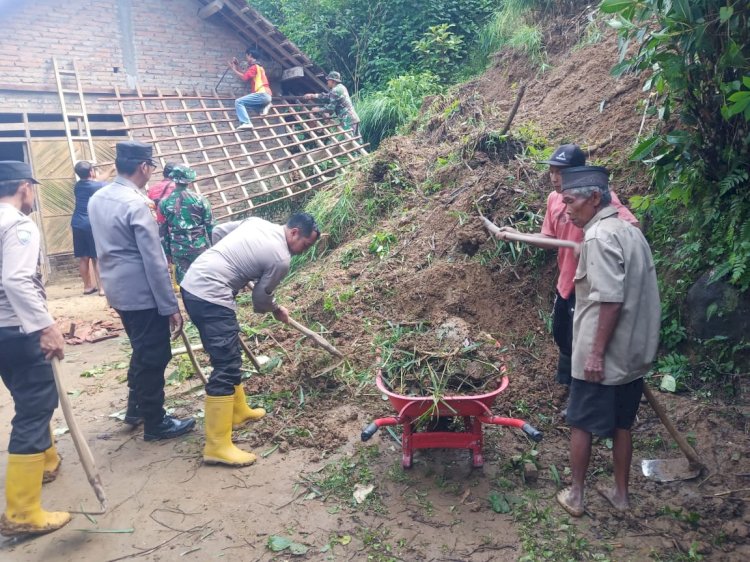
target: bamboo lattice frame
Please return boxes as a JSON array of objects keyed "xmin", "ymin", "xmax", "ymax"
[{"xmin": 109, "ymin": 89, "xmax": 367, "ymax": 221}]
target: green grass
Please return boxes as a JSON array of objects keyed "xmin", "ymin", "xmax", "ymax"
[
  {"xmin": 513, "ymin": 494, "xmax": 614, "ymax": 561},
  {"xmin": 467, "ymin": 0, "xmax": 550, "ymax": 75},
  {"xmin": 356, "ymin": 72, "xmax": 442, "ymax": 149},
  {"xmin": 301, "ymin": 445, "xmax": 384, "ymax": 513}
]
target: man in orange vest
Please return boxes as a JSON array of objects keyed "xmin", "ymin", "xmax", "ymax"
[{"xmin": 229, "ymin": 48, "xmax": 272, "ymax": 130}]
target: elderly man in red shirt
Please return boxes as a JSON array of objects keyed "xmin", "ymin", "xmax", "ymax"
[{"xmin": 229, "ymin": 48, "xmax": 272, "ymax": 130}]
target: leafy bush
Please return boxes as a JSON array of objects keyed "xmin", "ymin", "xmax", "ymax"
[
  {"xmin": 413, "ymin": 24, "xmax": 464, "ymax": 80},
  {"xmin": 356, "ymin": 72, "xmax": 442, "ymax": 148},
  {"xmin": 601, "ymin": 0, "xmax": 750, "ymax": 384},
  {"xmin": 602, "ymin": 0, "xmax": 750, "ymax": 291}
]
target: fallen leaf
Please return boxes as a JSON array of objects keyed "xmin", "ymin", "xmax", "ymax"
[
  {"xmin": 267, "ymin": 535, "xmax": 292, "ymax": 552},
  {"xmin": 289, "ymin": 542, "xmax": 308, "ymax": 555}
]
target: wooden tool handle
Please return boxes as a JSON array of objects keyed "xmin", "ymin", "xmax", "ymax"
[
  {"xmin": 286, "ymin": 317, "xmax": 344, "ymax": 358},
  {"xmin": 238, "ymin": 335, "xmax": 263, "ymax": 372},
  {"xmin": 643, "ymin": 384, "xmax": 704, "ymax": 470},
  {"xmin": 51, "ymin": 357, "xmax": 108, "ymax": 512},
  {"xmin": 179, "ymin": 328, "xmax": 208, "ymax": 385},
  {"xmin": 479, "ymin": 216, "xmax": 580, "ymax": 251}
]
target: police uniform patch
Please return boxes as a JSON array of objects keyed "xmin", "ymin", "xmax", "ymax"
[{"xmin": 16, "ymin": 225, "xmax": 33, "ymax": 246}]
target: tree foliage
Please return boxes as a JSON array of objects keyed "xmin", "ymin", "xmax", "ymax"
[
  {"xmin": 601, "ymin": 0, "xmax": 750, "ymax": 291},
  {"xmin": 250, "ymin": 0, "xmax": 496, "ymax": 93}
]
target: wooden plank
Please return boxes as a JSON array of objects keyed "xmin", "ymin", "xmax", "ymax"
[
  {"xmin": 206, "ymin": 143, "xmax": 364, "ymax": 205},
  {"xmin": 110, "ymin": 89, "xmax": 364, "ymax": 221}
]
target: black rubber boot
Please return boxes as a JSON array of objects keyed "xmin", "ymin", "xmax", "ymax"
[
  {"xmin": 124, "ymin": 389, "xmax": 144, "ymax": 426},
  {"xmin": 143, "ymin": 416, "xmax": 196, "ymax": 442}
]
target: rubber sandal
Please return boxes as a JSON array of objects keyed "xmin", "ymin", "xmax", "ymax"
[{"xmin": 83, "ymin": 287, "xmax": 98, "ymax": 295}]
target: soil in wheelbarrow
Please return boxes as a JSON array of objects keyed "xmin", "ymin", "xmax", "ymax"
[{"xmin": 379, "ymin": 321, "xmax": 508, "ymax": 399}]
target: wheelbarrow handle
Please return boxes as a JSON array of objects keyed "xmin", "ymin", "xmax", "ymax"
[
  {"xmin": 521, "ymin": 423, "xmax": 543, "ymax": 443},
  {"xmin": 361, "ymin": 417, "xmax": 399, "ymax": 441},
  {"xmin": 361, "ymin": 423, "xmax": 379, "ymax": 442}
]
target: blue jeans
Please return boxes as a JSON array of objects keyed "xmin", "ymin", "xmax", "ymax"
[{"xmin": 235, "ymin": 92, "xmax": 271, "ymax": 124}]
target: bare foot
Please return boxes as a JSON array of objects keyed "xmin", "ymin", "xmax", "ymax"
[
  {"xmin": 556, "ymin": 487, "xmax": 584, "ymax": 517},
  {"xmin": 596, "ymin": 484, "xmax": 630, "ymax": 511}
]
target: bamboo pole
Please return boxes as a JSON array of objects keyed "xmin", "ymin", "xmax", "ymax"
[{"xmin": 51, "ymin": 358, "xmax": 107, "ymax": 514}]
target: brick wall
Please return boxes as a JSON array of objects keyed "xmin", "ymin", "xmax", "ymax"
[{"xmin": 0, "ymin": 0, "xmax": 257, "ymax": 106}]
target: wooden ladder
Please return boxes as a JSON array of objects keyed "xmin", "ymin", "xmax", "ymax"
[{"xmin": 52, "ymin": 57, "xmax": 97, "ymax": 165}]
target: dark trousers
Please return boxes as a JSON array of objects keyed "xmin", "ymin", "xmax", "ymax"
[
  {"xmin": 181, "ymin": 290, "xmax": 241, "ymax": 397},
  {"xmin": 116, "ymin": 308, "xmax": 170, "ymax": 427},
  {"xmin": 0, "ymin": 327, "xmax": 57, "ymax": 454},
  {"xmin": 552, "ymin": 291, "xmax": 576, "ymax": 386}
]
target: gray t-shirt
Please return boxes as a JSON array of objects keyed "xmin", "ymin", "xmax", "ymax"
[
  {"xmin": 181, "ymin": 217, "xmax": 290, "ymax": 313},
  {"xmin": 88, "ymin": 176, "xmax": 179, "ymax": 316},
  {"xmin": 211, "ymin": 219, "xmax": 245, "ymax": 245},
  {"xmin": 0, "ymin": 203, "xmax": 53, "ymax": 333}
]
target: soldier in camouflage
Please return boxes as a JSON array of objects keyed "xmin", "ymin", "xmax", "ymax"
[
  {"xmin": 304, "ymin": 71, "xmax": 360, "ymax": 136},
  {"xmin": 158, "ymin": 165, "xmax": 214, "ymax": 283}
]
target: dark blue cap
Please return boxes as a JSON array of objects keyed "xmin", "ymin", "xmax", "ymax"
[
  {"xmin": 561, "ymin": 166, "xmax": 609, "ymax": 191},
  {"xmin": 542, "ymin": 144, "xmax": 586, "ymax": 167},
  {"xmin": 0, "ymin": 161, "xmax": 39, "ymax": 184},
  {"xmin": 116, "ymin": 141, "xmax": 156, "ymax": 165}
]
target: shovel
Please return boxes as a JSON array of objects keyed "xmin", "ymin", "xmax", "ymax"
[{"xmin": 641, "ymin": 384, "xmax": 705, "ymax": 483}]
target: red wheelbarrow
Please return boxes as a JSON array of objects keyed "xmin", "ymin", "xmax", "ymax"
[{"xmin": 361, "ymin": 367, "xmax": 543, "ymax": 468}]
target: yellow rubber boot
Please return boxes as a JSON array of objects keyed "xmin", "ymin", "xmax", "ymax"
[
  {"xmin": 0, "ymin": 453, "xmax": 71, "ymax": 537},
  {"xmin": 204, "ymin": 396, "xmax": 257, "ymax": 467},
  {"xmin": 43, "ymin": 427, "xmax": 61, "ymax": 484},
  {"xmin": 232, "ymin": 384, "xmax": 266, "ymax": 429}
]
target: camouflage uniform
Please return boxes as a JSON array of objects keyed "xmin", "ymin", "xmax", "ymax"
[
  {"xmin": 158, "ymin": 166, "xmax": 213, "ymax": 283},
  {"xmin": 311, "ymin": 81, "xmax": 360, "ymax": 135}
]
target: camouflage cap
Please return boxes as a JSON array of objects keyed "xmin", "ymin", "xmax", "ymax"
[
  {"xmin": 325, "ymin": 71, "xmax": 342, "ymax": 83},
  {"xmin": 168, "ymin": 164, "xmax": 197, "ymax": 184}
]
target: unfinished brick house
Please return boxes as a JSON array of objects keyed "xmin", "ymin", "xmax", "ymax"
[{"xmin": 0, "ymin": 0, "xmax": 365, "ymax": 277}]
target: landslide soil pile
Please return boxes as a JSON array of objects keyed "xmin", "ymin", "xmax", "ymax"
[{"xmin": 231, "ymin": 12, "xmax": 749, "ymax": 561}]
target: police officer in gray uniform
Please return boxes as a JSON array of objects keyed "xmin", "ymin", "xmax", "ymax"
[
  {"xmin": 0, "ymin": 161, "xmax": 71, "ymax": 536},
  {"xmin": 88, "ymin": 142, "xmax": 195, "ymax": 441}
]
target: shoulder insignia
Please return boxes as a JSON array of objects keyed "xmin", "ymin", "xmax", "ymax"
[{"xmin": 16, "ymin": 225, "xmax": 33, "ymax": 246}]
